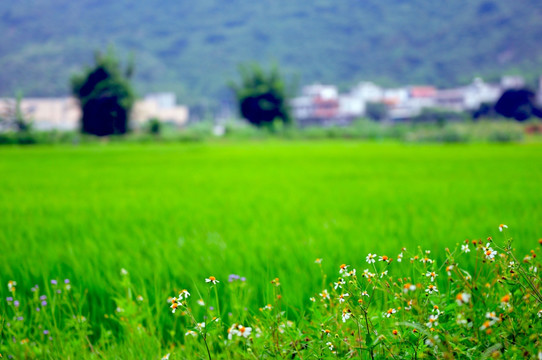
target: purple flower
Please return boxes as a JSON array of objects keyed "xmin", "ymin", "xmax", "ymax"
[
  {"xmin": 6, "ymin": 297, "xmax": 13, "ymax": 302},
  {"xmin": 43, "ymin": 330, "xmax": 49, "ymax": 335},
  {"xmin": 51, "ymin": 279, "xmax": 58, "ymax": 285},
  {"xmin": 41, "ymin": 300, "xmax": 47, "ymax": 306},
  {"xmin": 14, "ymin": 300, "xmax": 19, "ymax": 307},
  {"xmin": 17, "ymin": 316, "xmax": 23, "ymax": 321},
  {"xmin": 209, "ymin": 306, "xmax": 215, "ymax": 311},
  {"xmin": 240, "ymin": 277, "xmax": 246, "ymax": 282},
  {"xmin": 40, "ymin": 295, "xmax": 47, "ymax": 300},
  {"xmin": 64, "ymin": 279, "xmax": 70, "ymax": 284},
  {"xmin": 36, "ymin": 307, "xmax": 40, "ymax": 312},
  {"xmin": 56, "ymin": 289, "xmax": 61, "ymax": 294}
]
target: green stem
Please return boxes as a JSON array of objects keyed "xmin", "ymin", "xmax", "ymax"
[
  {"xmin": 203, "ymin": 335, "xmax": 212, "ymax": 360},
  {"xmin": 213, "ymin": 286, "xmax": 222, "ymax": 322}
]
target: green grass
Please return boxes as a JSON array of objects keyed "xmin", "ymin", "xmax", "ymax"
[{"xmin": 1, "ymin": 141, "xmax": 542, "ymax": 357}]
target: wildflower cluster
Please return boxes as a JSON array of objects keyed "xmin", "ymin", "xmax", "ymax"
[
  {"xmin": 0, "ymin": 278, "xmax": 93, "ymax": 358},
  {"xmin": 1, "ymin": 225, "xmax": 540, "ymax": 359},
  {"xmin": 163, "ymin": 225, "xmax": 541, "ymax": 359},
  {"xmin": 298, "ymin": 225, "xmax": 542, "ymax": 359}
]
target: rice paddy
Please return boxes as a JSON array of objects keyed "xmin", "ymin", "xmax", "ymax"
[{"xmin": 1, "ymin": 140, "xmax": 541, "ymax": 358}]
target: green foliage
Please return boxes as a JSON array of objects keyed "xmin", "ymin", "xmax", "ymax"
[
  {"xmin": 230, "ymin": 64, "xmax": 292, "ymax": 128},
  {"xmin": 365, "ymin": 102, "xmax": 388, "ymax": 121},
  {"xmin": 71, "ymin": 48, "xmax": 135, "ymax": 136},
  {"xmin": 162, "ymin": 231, "xmax": 541, "ymax": 359},
  {"xmin": 1, "ymin": 227, "xmax": 541, "ymax": 358},
  {"xmin": 0, "ymin": 92, "xmax": 32, "ymax": 133},
  {"xmin": 494, "ymin": 88, "xmax": 542, "ymax": 121},
  {"xmin": 412, "ymin": 107, "xmax": 467, "ymax": 125},
  {"xmin": 0, "ymin": 118, "xmax": 535, "ymax": 145},
  {"xmin": 404, "ymin": 120, "xmax": 525, "ymax": 143},
  {"xmin": 147, "ymin": 118, "xmax": 162, "ymax": 135}
]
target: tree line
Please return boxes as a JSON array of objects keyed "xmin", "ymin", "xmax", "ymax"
[{"xmin": 69, "ymin": 49, "xmax": 291, "ymax": 136}]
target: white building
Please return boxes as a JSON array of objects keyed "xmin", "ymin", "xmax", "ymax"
[
  {"xmin": 130, "ymin": 92, "xmax": 189, "ymax": 127},
  {"xmin": 291, "ymin": 83, "xmax": 365, "ymax": 124},
  {"xmin": 338, "ymin": 95, "xmax": 365, "ymax": 117},
  {"xmin": 302, "ymin": 83, "xmax": 338, "ymax": 100},
  {"xmin": 0, "ymin": 97, "xmax": 81, "ymax": 131},
  {"xmin": 382, "ymin": 88, "xmax": 409, "ymax": 106},
  {"xmin": 435, "ymin": 89, "xmax": 466, "ymax": 112},
  {"xmin": 144, "ymin": 93, "xmax": 176, "ymax": 109},
  {"xmin": 434, "ymin": 78, "xmax": 502, "ymax": 112},
  {"xmin": 350, "ymin": 82, "xmax": 384, "ymax": 103},
  {"xmin": 0, "ymin": 92, "xmax": 189, "ymax": 131},
  {"xmin": 463, "ymin": 78, "xmax": 501, "ymax": 110},
  {"xmin": 501, "ymin": 76, "xmax": 525, "ymax": 90},
  {"xmin": 407, "ymin": 86, "xmax": 437, "ymax": 109},
  {"xmin": 290, "ymin": 96, "xmax": 314, "ymax": 119}
]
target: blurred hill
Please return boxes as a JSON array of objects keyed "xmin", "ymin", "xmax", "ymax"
[{"xmin": 1, "ymin": 0, "xmax": 542, "ymax": 104}]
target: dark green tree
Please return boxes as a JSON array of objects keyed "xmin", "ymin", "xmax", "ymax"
[
  {"xmin": 147, "ymin": 117, "xmax": 162, "ymax": 135},
  {"xmin": 0, "ymin": 92, "xmax": 32, "ymax": 132},
  {"xmin": 71, "ymin": 49, "xmax": 135, "ymax": 136},
  {"xmin": 230, "ymin": 63, "xmax": 292, "ymax": 128},
  {"xmin": 494, "ymin": 88, "xmax": 542, "ymax": 121},
  {"xmin": 365, "ymin": 102, "xmax": 388, "ymax": 121}
]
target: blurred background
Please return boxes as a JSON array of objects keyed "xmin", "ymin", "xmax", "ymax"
[{"xmin": 1, "ymin": 0, "xmax": 542, "ymax": 138}]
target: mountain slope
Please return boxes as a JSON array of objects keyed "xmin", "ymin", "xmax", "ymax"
[{"xmin": 1, "ymin": 0, "xmax": 541, "ymax": 104}]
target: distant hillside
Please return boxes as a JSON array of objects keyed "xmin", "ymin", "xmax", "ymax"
[{"xmin": 1, "ymin": 0, "xmax": 542, "ymax": 105}]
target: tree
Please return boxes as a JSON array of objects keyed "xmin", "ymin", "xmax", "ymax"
[
  {"xmin": 494, "ymin": 88, "xmax": 542, "ymax": 121},
  {"xmin": 230, "ymin": 63, "xmax": 292, "ymax": 128},
  {"xmin": 365, "ymin": 102, "xmax": 388, "ymax": 121},
  {"xmin": 0, "ymin": 92, "xmax": 32, "ymax": 132},
  {"xmin": 71, "ymin": 48, "xmax": 135, "ymax": 136}
]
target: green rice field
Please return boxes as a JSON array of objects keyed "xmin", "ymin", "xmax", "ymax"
[{"xmin": 1, "ymin": 141, "xmax": 542, "ymax": 356}]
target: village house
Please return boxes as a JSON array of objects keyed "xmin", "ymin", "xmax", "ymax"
[
  {"xmin": 0, "ymin": 92, "xmax": 188, "ymax": 131},
  {"xmin": 350, "ymin": 82, "xmax": 384, "ymax": 103},
  {"xmin": 386, "ymin": 86, "xmax": 437, "ymax": 120},
  {"xmin": 131, "ymin": 93, "xmax": 189, "ymax": 127},
  {"xmin": 435, "ymin": 78, "xmax": 507, "ymax": 113},
  {"xmin": 290, "ymin": 83, "xmax": 365, "ymax": 126},
  {"xmin": 290, "ymin": 84, "xmax": 341, "ymax": 126},
  {"xmin": 290, "ymin": 75, "xmax": 536, "ymax": 123},
  {"xmin": 0, "ymin": 97, "xmax": 81, "ymax": 131}
]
